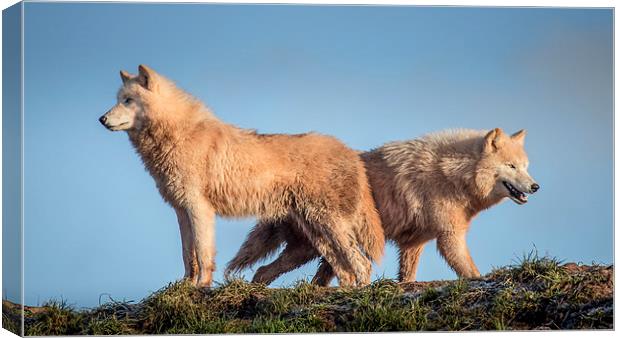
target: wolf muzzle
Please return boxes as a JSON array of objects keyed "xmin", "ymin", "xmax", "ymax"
[{"xmin": 98, "ymin": 115, "xmax": 108, "ymax": 126}]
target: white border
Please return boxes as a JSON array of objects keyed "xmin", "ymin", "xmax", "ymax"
[{"xmin": 0, "ymin": 1, "xmax": 615, "ymax": 338}]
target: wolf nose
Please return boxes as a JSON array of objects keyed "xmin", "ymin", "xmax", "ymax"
[
  {"xmin": 531, "ymin": 183, "xmax": 540, "ymax": 193},
  {"xmin": 99, "ymin": 115, "xmax": 107, "ymax": 126}
]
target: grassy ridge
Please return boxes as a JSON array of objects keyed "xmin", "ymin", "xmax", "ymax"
[{"xmin": 3, "ymin": 255, "xmax": 613, "ymax": 335}]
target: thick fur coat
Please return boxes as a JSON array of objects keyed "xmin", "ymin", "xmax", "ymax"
[
  {"xmin": 99, "ymin": 65, "xmax": 384, "ymax": 287},
  {"xmin": 227, "ymin": 128, "xmax": 539, "ymax": 284}
]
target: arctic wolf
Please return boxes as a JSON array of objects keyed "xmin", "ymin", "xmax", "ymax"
[
  {"xmin": 226, "ymin": 128, "xmax": 539, "ymax": 284},
  {"xmin": 99, "ymin": 65, "xmax": 384, "ymax": 287}
]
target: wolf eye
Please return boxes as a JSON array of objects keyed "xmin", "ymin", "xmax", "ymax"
[
  {"xmin": 123, "ymin": 97, "xmax": 134, "ymax": 105},
  {"xmin": 506, "ymin": 163, "xmax": 516, "ymax": 169}
]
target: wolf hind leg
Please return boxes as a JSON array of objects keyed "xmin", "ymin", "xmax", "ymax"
[
  {"xmin": 225, "ymin": 220, "xmax": 286, "ymax": 278},
  {"xmin": 252, "ymin": 242, "xmax": 319, "ymax": 285},
  {"xmin": 312, "ymin": 258, "xmax": 335, "ymax": 286},
  {"xmin": 292, "ymin": 213, "xmax": 370, "ymax": 286}
]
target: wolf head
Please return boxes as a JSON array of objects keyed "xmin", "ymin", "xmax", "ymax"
[
  {"xmin": 99, "ymin": 65, "xmax": 154, "ymax": 131},
  {"xmin": 99, "ymin": 65, "xmax": 190, "ymax": 132},
  {"xmin": 475, "ymin": 128, "xmax": 539, "ymax": 205}
]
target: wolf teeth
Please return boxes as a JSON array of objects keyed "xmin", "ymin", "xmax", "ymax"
[{"xmin": 504, "ymin": 181, "xmax": 526, "ymax": 200}]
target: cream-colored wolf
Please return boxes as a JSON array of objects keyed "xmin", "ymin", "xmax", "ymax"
[
  {"xmin": 226, "ymin": 128, "xmax": 539, "ymax": 284},
  {"xmin": 99, "ymin": 65, "xmax": 384, "ymax": 287}
]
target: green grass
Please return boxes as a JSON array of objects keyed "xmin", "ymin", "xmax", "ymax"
[{"xmin": 2, "ymin": 255, "xmax": 612, "ymax": 335}]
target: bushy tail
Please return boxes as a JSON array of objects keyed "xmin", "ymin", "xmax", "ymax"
[
  {"xmin": 224, "ymin": 221, "xmax": 285, "ymax": 276},
  {"xmin": 357, "ymin": 181, "xmax": 385, "ymax": 263}
]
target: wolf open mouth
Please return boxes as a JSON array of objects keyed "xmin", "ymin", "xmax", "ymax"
[{"xmin": 503, "ymin": 181, "xmax": 528, "ymax": 204}]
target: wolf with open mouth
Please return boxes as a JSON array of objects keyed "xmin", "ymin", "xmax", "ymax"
[{"xmin": 226, "ymin": 128, "xmax": 540, "ymax": 284}]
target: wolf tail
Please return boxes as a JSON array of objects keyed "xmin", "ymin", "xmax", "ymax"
[
  {"xmin": 357, "ymin": 180, "xmax": 385, "ymax": 263},
  {"xmin": 224, "ymin": 221, "xmax": 285, "ymax": 276}
]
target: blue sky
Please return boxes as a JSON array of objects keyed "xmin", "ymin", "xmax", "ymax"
[{"xmin": 11, "ymin": 3, "xmax": 613, "ymax": 307}]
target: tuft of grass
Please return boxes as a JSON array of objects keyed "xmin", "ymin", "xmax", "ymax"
[
  {"xmin": 7, "ymin": 255, "xmax": 612, "ymax": 334},
  {"xmin": 84, "ymin": 314, "xmax": 134, "ymax": 335},
  {"xmin": 82, "ymin": 300, "xmax": 137, "ymax": 335},
  {"xmin": 335, "ymin": 279, "xmax": 429, "ymax": 332},
  {"xmin": 248, "ymin": 280, "xmax": 333, "ymax": 332},
  {"xmin": 490, "ymin": 251, "xmax": 566, "ymax": 286},
  {"xmin": 137, "ymin": 280, "xmax": 214, "ymax": 334},
  {"xmin": 25, "ymin": 300, "xmax": 83, "ymax": 336}
]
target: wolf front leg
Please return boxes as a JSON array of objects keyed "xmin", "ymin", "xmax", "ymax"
[
  {"xmin": 186, "ymin": 202, "xmax": 217, "ymax": 287},
  {"xmin": 436, "ymin": 229, "xmax": 480, "ymax": 279},
  {"xmin": 398, "ymin": 241, "xmax": 427, "ymax": 282},
  {"xmin": 175, "ymin": 208, "xmax": 198, "ymax": 283}
]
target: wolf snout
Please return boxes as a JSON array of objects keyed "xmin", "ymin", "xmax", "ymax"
[
  {"xmin": 530, "ymin": 183, "xmax": 540, "ymax": 193},
  {"xmin": 99, "ymin": 115, "xmax": 108, "ymax": 126}
]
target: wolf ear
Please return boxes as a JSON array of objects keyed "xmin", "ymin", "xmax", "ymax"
[
  {"xmin": 137, "ymin": 64, "xmax": 156, "ymax": 90},
  {"xmin": 120, "ymin": 70, "xmax": 132, "ymax": 84},
  {"xmin": 511, "ymin": 129, "xmax": 526, "ymax": 146},
  {"xmin": 483, "ymin": 128, "xmax": 505, "ymax": 153}
]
